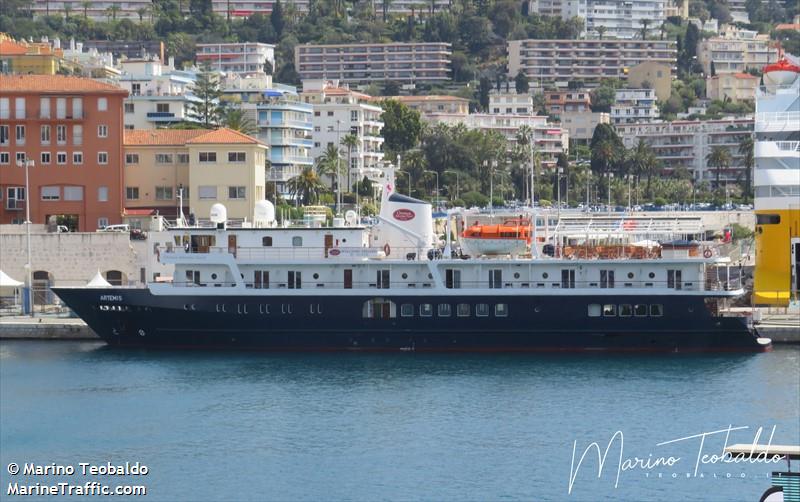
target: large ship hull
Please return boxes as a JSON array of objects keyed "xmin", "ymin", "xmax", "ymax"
[{"xmin": 53, "ymin": 288, "xmax": 769, "ymax": 352}]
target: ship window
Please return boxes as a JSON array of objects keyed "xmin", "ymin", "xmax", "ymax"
[
  {"xmin": 561, "ymin": 269, "xmax": 575, "ymax": 289},
  {"xmin": 756, "ymin": 214, "xmax": 780, "ymax": 225},
  {"xmin": 377, "ymin": 269, "xmax": 390, "ymax": 289},
  {"xmin": 400, "ymin": 304, "xmax": 414, "ymax": 317},
  {"xmin": 401, "ymin": 273, "xmax": 408, "ymax": 279},
  {"xmin": 542, "ymin": 272, "xmax": 549, "ymax": 279},
  {"xmin": 362, "ymin": 298, "xmax": 396, "ymax": 319},
  {"xmin": 650, "ymin": 304, "xmax": 663, "ymax": 317},
  {"xmin": 634, "ymin": 304, "xmax": 648, "ymax": 317},
  {"xmin": 627, "ymin": 272, "xmax": 634, "ymax": 279},
  {"xmin": 476, "ymin": 303, "xmax": 490, "ymax": 317},
  {"xmin": 211, "ymin": 273, "xmax": 217, "ymax": 280},
  {"xmin": 603, "ymin": 304, "xmax": 616, "ymax": 316},
  {"xmin": 288, "ymin": 271, "xmax": 301, "ymax": 289},
  {"xmin": 494, "ymin": 304, "xmax": 508, "ymax": 317},
  {"xmin": 648, "ymin": 272, "xmax": 655, "ymax": 279},
  {"xmin": 587, "ymin": 304, "xmax": 601, "ymax": 317},
  {"xmin": 600, "ymin": 270, "xmax": 615, "ymax": 288},
  {"xmin": 619, "ymin": 304, "xmax": 633, "ymax": 317},
  {"xmin": 254, "ymin": 270, "xmax": 269, "ymax": 289},
  {"xmin": 445, "ymin": 269, "xmax": 461, "ymax": 289},
  {"xmin": 420, "ymin": 303, "xmax": 433, "ymax": 317},
  {"xmin": 292, "ymin": 236, "xmax": 303, "ymax": 246},
  {"xmin": 262, "ymin": 236, "xmax": 273, "ymax": 247},
  {"xmin": 489, "ymin": 269, "xmax": 502, "ymax": 289},
  {"xmin": 438, "ymin": 304, "xmax": 452, "ymax": 317},
  {"xmin": 457, "ymin": 304, "xmax": 470, "ymax": 317}
]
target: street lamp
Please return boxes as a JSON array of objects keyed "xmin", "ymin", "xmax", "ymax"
[
  {"xmin": 607, "ymin": 172, "xmax": 614, "ymax": 212},
  {"xmin": 556, "ymin": 166, "xmax": 564, "ymax": 218},
  {"xmin": 17, "ymin": 159, "xmax": 34, "ymax": 317},
  {"xmin": 483, "ymin": 159, "xmax": 498, "ymax": 212},
  {"xmin": 625, "ymin": 174, "xmax": 634, "ymax": 212},
  {"xmin": 424, "ymin": 170, "xmax": 439, "ymax": 209},
  {"xmin": 444, "ymin": 170, "xmax": 460, "ymax": 201}
]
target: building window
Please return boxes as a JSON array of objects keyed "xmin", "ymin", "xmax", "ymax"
[
  {"xmin": 71, "ymin": 97, "xmax": 83, "ymax": 119},
  {"xmin": 125, "ymin": 153, "xmax": 139, "ymax": 164},
  {"xmin": 199, "ymin": 152, "xmax": 216, "ymax": 163},
  {"xmin": 476, "ymin": 303, "xmax": 490, "ymax": 317},
  {"xmin": 98, "ymin": 186, "xmax": 109, "ymax": 202},
  {"xmin": 98, "ymin": 152, "xmax": 108, "ymax": 164},
  {"xmin": 39, "ymin": 97, "xmax": 51, "ymax": 118},
  {"xmin": 41, "ymin": 152, "xmax": 51, "ymax": 164},
  {"xmin": 126, "ymin": 187, "xmax": 139, "ymax": 200},
  {"xmin": 0, "ymin": 152, "xmax": 8, "ymax": 164},
  {"xmin": 228, "ymin": 186, "xmax": 246, "ymax": 199},
  {"xmin": 63, "ymin": 186, "xmax": 83, "ymax": 201},
  {"xmin": 350, "ymin": 110, "xmax": 358, "ymax": 121},
  {"xmin": 131, "ymin": 83, "xmax": 141, "ymax": 95},
  {"xmin": 97, "ymin": 97, "xmax": 108, "ymax": 111},
  {"xmin": 155, "ymin": 153, "xmax": 173, "ymax": 164},
  {"xmin": 327, "ymin": 111, "xmax": 334, "ymax": 117},
  {"xmin": 98, "ymin": 217, "xmax": 109, "ymax": 229},
  {"xmin": 72, "ymin": 152, "xmax": 83, "ymax": 164},
  {"xmin": 0, "ymin": 98, "xmax": 8, "ymax": 119},
  {"xmin": 15, "ymin": 152, "xmax": 26, "ymax": 164},
  {"xmin": 14, "ymin": 97, "xmax": 25, "ymax": 119},
  {"xmin": 40, "ymin": 125, "xmax": 50, "ymax": 145},
  {"xmin": 41, "ymin": 186, "xmax": 60, "ymax": 200},
  {"xmin": 177, "ymin": 153, "xmax": 189, "ymax": 164},
  {"xmin": 72, "ymin": 125, "xmax": 82, "ymax": 146},
  {"xmin": 15, "ymin": 125, "xmax": 25, "ymax": 145},
  {"xmin": 156, "ymin": 103, "xmax": 170, "ymax": 113},
  {"xmin": 56, "ymin": 152, "xmax": 67, "ymax": 164},
  {"xmin": 198, "ymin": 186, "xmax": 217, "ymax": 199},
  {"xmin": 228, "ymin": 152, "xmax": 246, "ymax": 162},
  {"xmin": 124, "ymin": 124, "xmax": 134, "ymax": 130},
  {"xmin": 56, "ymin": 125, "xmax": 66, "ymax": 144},
  {"xmin": 56, "ymin": 98, "xmax": 66, "ymax": 119},
  {"xmin": 98, "ymin": 125, "xmax": 108, "ymax": 138},
  {"xmin": 124, "ymin": 103, "xmax": 134, "ymax": 114},
  {"xmin": 155, "ymin": 186, "xmax": 173, "ymax": 200},
  {"xmin": 0, "ymin": 125, "xmax": 7, "ymax": 146}
]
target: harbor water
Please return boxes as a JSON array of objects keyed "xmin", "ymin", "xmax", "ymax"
[{"xmin": 1, "ymin": 340, "xmax": 799, "ymax": 501}]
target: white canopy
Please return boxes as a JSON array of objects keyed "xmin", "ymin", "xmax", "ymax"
[
  {"xmin": 87, "ymin": 271, "xmax": 112, "ymax": 287},
  {"xmin": 0, "ymin": 270, "xmax": 23, "ymax": 288}
]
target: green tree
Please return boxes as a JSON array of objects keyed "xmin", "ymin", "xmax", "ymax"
[
  {"xmin": 738, "ymin": 134, "xmax": 754, "ymax": 202},
  {"xmin": 136, "ymin": 7, "xmax": 148, "ymax": 21},
  {"xmin": 514, "ymin": 70, "xmax": 529, "ymax": 94},
  {"xmin": 478, "ymin": 76, "xmax": 492, "ymax": 111},
  {"xmin": 341, "ymin": 133, "xmax": 359, "ymax": 189},
  {"xmin": 315, "ymin": 144, "xmax": 342, "ymax": 188},
  {"xmin": 220, "ymin": 108, "xmax": 256, "ymax": 135},
  {"xmin": 189, "ymin": 65, "xmax": 223, "ymax": 128},
  {"xmin": 590, "ymin": 123, "xmax": 624, "ymax": 178},
  {"xmin": 380, "ymin": 99, "xmax": 422, "ymax": 155},
  {"xmin": 106, "ymin": 4, "xmax": 121, "ymax": 20},
  {"xmin": 287, "ymin": 166, "xmax": 327, "ymax": 205},
  {"xmin": 591, "ymin": 79, "xmax": 620, "ymax": 113},
  {"xmin": 627, "ymin": 138, "xmax": 660, "ymax": 198},
  {"xmin": 80, "ymin": 0, "xmax": 91, "ymax": 18},
  {"xmin": 706, "ymin": 145, "xmax": 732, "ymax": 189},
  {"xmin": 596, "ymin": 25, "xmax": 606, "ymax": 39},
  {"xmin": 271, "ymin": 0, "xmax": 285, "ymax": 35},
  {"xmin": 639, "ymin": 18, "xmax": 650, "ymax": 40}
]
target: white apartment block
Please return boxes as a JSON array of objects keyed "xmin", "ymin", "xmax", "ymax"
[
  {"xmin": 489, "ymin": 93, "xmax": 536, "ymax": 115},
  {"xmin": 426, "ymin": 113, "xmax": 568, "ymax": 169},
  {"xmin": 300, "ymin": 80, "xmax": 385, "ymax": 188},
  {"xmin": 560, "ymin": 111, "xmax": 610, "ymax": 144},
  {"xmin": 31, "ymin": 0, "xmax": 152, "ymax": 20},
  {"xmin": 611, "ymin": 89, "xmax": 659, "ymax": 124},
  {"xmin": 508, "ymin": 39, "xmax": 677, "ymax": 87},
  {"xmin": 527, "ymin": 0, "xmax": 666, "ymax": 40},
  {"xmin": 295, "ymin": 43, "xmax": 451, "ymax": 85},
  {"xmin": 615, "ymin": 117, "xmax": 754, "ymax": 187},
  {"xmin": 196, "ymin": 43, "xmax": 275, "ymax": 76},
  {"xmin": 379, "ymin": 95, "xmax": 470, "ymax": 118},
  {"xmin": 117, "ymin": 59, "xmax": 200, "ymax": 129}
]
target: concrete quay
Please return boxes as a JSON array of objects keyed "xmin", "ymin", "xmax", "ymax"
[{"xmin": 0, "ymin": 316, "xmax": 99, "ymax": 340}]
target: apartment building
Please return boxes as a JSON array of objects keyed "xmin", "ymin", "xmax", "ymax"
[
  {"xmin": 0, "ymin": 75, "xmax": 128, "ymax": 231},
  {"xmin": 706, "ymin": 73, "xmax": 759, "ymax": 102},
  {"xmin": 301, "ymin": 80, "xmax": 385, "ymax": 188},
  {"xmin": 560, "ymin": 111, "xmax": 610, "ymax": 144},
  {"xmin": 627, "ymin": 61, "xmax": 672, "ymax": 101},
  {"xmin": 123, "ymin": 128, "xmax": 267, "ymax": 223},
  {"xmin": 117, "ymin": 58, "xmax": 200, "ymax": 129},
  {"xmin": 611, "ymin": 89, "xmax": 659, "ymax": 124},
  {"xmin": 508, "ymin": 39, "xmax": 677, "ymax": 87},
  {"xmin": 489, "ymin": 93, "xmax": 536, "ymax": 115},
  {"xmin": 31, "ymin": 0, "xmax": 153, "ymax": 20},
  {"xmin": 295, "ymin": 43, "xmax": 451, "ymax": 85},
  {"xmin": 0, "ymin": 34, "xmax": 72, "ymax": 75},
  {"xmin": 543, "ymin": 90, "xmax": 592, "ymax": 118},
  {"xmin": 426, "ymin": 112, "xmax": 568, "ymax": 169},
  {"xmin": 615, "ymin": 117, "xmax": 754, "ymax": 186},
  {"xmin": 196, "ymin": 43, "xmax": 275, "ymax": 76},
  {"xmin": 698, "ymin": 26, "xmax": 776, "ymax": 75},
  {"xmin": 378, "ymin": 95, "xmax": 470, "ymax": 118},
  {"xmin": 527, "ymin": 0, "xmax": 666, "ymax": 40}
]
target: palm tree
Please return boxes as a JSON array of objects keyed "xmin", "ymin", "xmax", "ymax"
[
  {"xmin": 341, "ymin": 133, "xmax": 359, "ymax": 190},
  {"xmin": 639, "ymin": 19, "xmax": 650, "ymax": 40},
  {"xmin": 737, "ymin": 135, "xmax": 754, "ymax": 203},
  {"xmin": 221, "ymin": 108, "xmax": 257, "ymax": 135},
  {"xmin": 628, "ymin": 138, "xmax": 660, "ymax": 198},
  {"xmin": 706, "ymin": 145, "xmax": 732, "ymax": 190},
  {"xmin": 136, "ymin": 6, "xmax": 148, "ymax": 22},
  {"xmin": 106, "ymin": 4, "xmax": 121, "ymax": 21},
  {"xmin": 516, "ymin": 125, "xmax": 534, "ymax": 204},
  {"xmin": 315, "ymin": 144, "xmax": 342, "ymax": 189},
  {"xmin": 287, "ymin": 166, "xmax": 327, "ymax": 205},
  {"xmin": 596, "ymin": 26, "xmax": 606, "ymax": 40},
  {"xmin": 63, "ymin": 4, "xmax": 72, "ymax": 19},
  {"xmin": 81, "ymin": 0, "xmax": 92, "ymax": 18}
]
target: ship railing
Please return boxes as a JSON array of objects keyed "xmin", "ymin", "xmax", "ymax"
[{"xmin": 165, "ymin": 246, "xmax": 431, "ymax": 261}]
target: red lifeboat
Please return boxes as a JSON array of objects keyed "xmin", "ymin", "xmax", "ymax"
[
  {"xmin": 460, "ymin": 218, "xmax": 532, "ymax": 256},
  {"xmin": 762, "ymin": 56, "xmax": 800, "ymax": 87}
]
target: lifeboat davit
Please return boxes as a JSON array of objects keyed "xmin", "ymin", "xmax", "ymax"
[
  {"xmin": 460, "ymin": 218, "xmax": 531, "ymax": 256},
  {"xmin": 762, "ymin": 56, "xmax": 800, "ymax": 88}
]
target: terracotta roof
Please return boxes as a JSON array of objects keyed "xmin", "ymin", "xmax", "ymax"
[
  {"xmin": 0, "ymin": 39, "xmax": 27, "ymax": 56},
  {"xmin": 386, "ymin": 95, "xmax": 470, "ymax": 102},
  {"xmin": 124, "ymin": 127, "xmax": 264, "ymax": 146},
  {"xmin": 732, "ymin": 72, "xmax": 758, "ymax": 79},
  {"xmin": 775, "ymin": 23, "xmax": 800, "ymax": 31},
  {"xmin": 0, "ymin": 75, "xmax": 128, "ymax": 94}
]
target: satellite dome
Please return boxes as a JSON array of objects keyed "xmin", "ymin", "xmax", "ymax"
[
  {"xmin": 345, "ymin": 210, "xmax": 357, "ymax": 225},
  {"xmin": 254, "ymin": 200, "xmax": 275, "ymax": 224},
  {"xmin": 210, "ymin": 203, "xmax": 227, "ymax": 224}
]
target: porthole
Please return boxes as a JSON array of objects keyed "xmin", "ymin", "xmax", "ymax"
[
  {"xmin": 313, "ymin": 273, "xmax": 319, "ymax": 279},
  {"xmin": 514, "ymin": 272, "xmax": 520, "ymax": 279},
  {"xmin": 627, "ymin": 272, "xmax": 634, "ymax": 279},
  {"xmin": 648, "ymin": 272, "xmax": 655, "ymax": 279},
  {"xmin": 542, "ymin": 272, "xmax": 549, "ymax": 279},
  {"xmin": 428, "ymin": 273, "xmax": 433, "ymax": 279},
  {"xmin": 342, "ymin": 238, "xmax": 347, "ymax": 243},
  {"xmin": 211, "ymin": 273, "xmax": 217, "ymax": 280},
  {"xmin": 534, "ymin": 305, "xmax": 542, "ymax": 313},
  {"xmin": 688, "ymin": 306, "xmax": 694, "ymax": 313},
  {"xmin": 402, "ymin": 273, "xmax": 408, "ymax": 279}
]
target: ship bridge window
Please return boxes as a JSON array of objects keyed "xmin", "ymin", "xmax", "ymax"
[
  {"xmin": 634, "ymin": 304, "xmax": 648, "ymax": 317},
  {"xmin": 756, "ymin": 214, "xmax": 780, "ymax": 225},
  {"xmin": 476, "ymin": 303, "xmax": 490, "ymax": 317},
  {"xmin": 619, "ymin": 304, "xmax": 633, "ymax": 317},
  {"xmin": 400, "ymin": 304, "xmax": 414, "ymax": 317},
  {"xmin": 292, "ymin": 236, "xmax": 303, "ymax": 246},
  {"xmin": 363, "ymin": 298, "xmax": 396, "ymax": 319},
  {"xmin": 377, "ymin": 270, "xmax": 390, "ymax": 289},
  {"xmin": 489, "ymin": 269, "xmax": 502, "ymax": 289},
  {"xmin": 495, "ymin": 304, "xmax": 508, "ymax": 317},
  {"xmin": 420, "ymin": 303, "xmax": 433, "ymax": 317},
  {"xmin": 650, "ymin": 304, "xmax": 663, "ymax": 317},
  {"xmin": 438, "ymin": 304, "xmax": 452, "ymax": 317},
  {"xmin": 457, "ymin": 304, "xmax": 470, "ymax": 317},
  {"xmin": 603, "ymin": 304, "xmax": 616, "ymax": 316},
  {"xmin": 190, "ymin": 235, "xmax": 215, "ymax": 253},
  {"xmin": 588, "ymin": 304, "xmax": 601, "ymax": 317},
  {"xmin": 600, "ymin": 270, "xmax": 615, "ymax": 288},
  {"xmin": 561, "ymin": 269, "xmax": 575, "ymax": 288},
  {"xmin": 262, "ymin": 236, "xmax": 273, "ymax": 247}
]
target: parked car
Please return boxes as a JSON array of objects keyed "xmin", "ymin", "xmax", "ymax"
[{"xmin": 99, "ymin": 224, "xmax": 130, "ymax": 233}]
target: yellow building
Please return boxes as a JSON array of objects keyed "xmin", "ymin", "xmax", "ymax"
[
  {"xmin": 0, "ymin": 34, "xmax": 68, "ymax": 75},
  {"xmin": 123, "ymin": 129, "xmax": 267, "ymax": 225},
  {"xmin": 706, "ymin": 73, "xmax": 759, "ymax": 102},
  {"xmin": 628, "ymin": 61, "xmax": 673, "ymax": 102}
]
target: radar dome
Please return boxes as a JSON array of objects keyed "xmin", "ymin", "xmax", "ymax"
[
  {"xmin": 254, "ymin": 200, "xmax": 275, "ymax": 224},
  {"xmin": 210, "ymin": 203, "xmax": 227, "ymax": 223},
  {"xmin": 345, "ymin": 210, "xmax": 357, "ymax": 226}
]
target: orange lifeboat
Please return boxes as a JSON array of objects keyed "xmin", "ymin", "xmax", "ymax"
[{"xmin": 460, "ymin": 218, "xmax": 532, "ymax": 256}]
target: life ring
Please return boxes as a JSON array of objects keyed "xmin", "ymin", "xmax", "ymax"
[
  {"xmin": 703, "ymin": 248, "xmax": 713, "ymax": 258},
  {"xmin": 383, "ymin": 243, "xmax": 391, "ymax": 256}
]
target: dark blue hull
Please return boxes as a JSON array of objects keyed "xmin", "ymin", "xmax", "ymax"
[{"xmin": 52, "ymin": 288, "xmax": 768, "ymax": 352}]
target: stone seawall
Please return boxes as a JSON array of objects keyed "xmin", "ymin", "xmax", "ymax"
[{"xmin": 0, "ymin": 318, "xmax": 99, "ymax": 340}]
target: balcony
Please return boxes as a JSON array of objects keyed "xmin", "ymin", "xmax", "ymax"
[
  {"xmin": 147, "ymin": 112, "xmax": 177, "ymax": 122},
  {"xmin": 755, "ymin": 141, "xmax": 800, "ymax": 158},
  {"xmin": 755, "ymin": 112, "xmax": 800, "ymax": 133}
]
